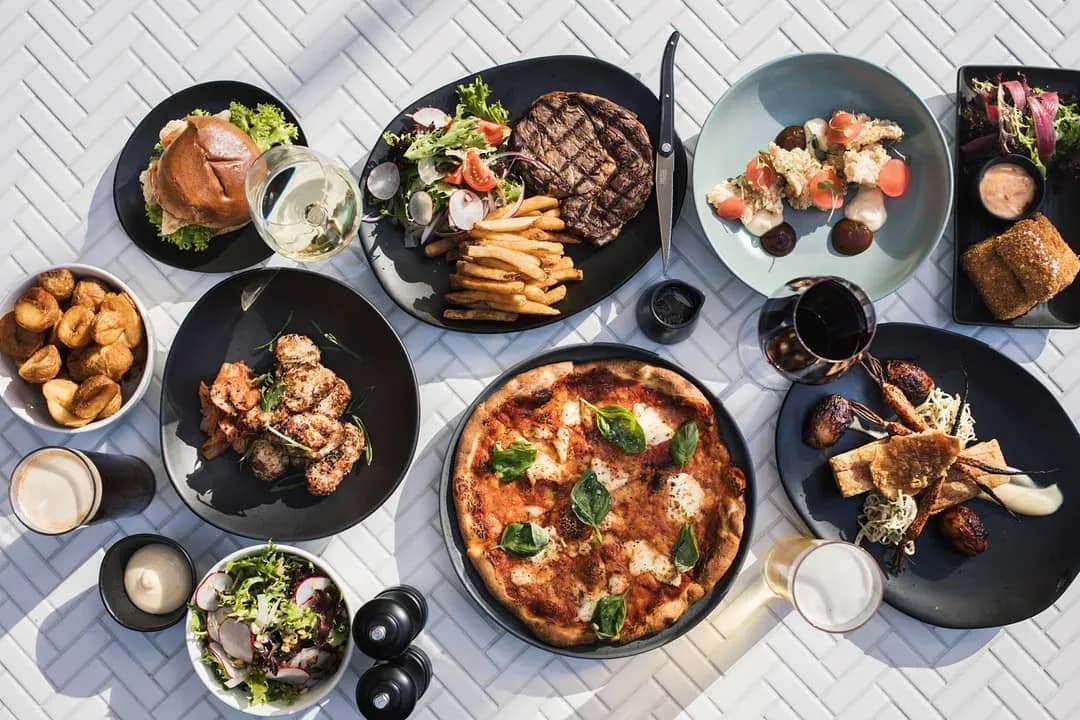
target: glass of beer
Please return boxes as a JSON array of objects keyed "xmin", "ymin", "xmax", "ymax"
[
  {"xmin": 9, "ymin": 447, "xmax": 156, "ymax": 535},
  {"xmin": 762, "ymin": 535, "xmax": 883, "ymax": 633}
]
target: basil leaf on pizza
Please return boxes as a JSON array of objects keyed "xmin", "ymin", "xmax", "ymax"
[
  {"xmin": 498, "ymin": 522, "xmax": 549, "ymax": 556},
  {"xmin": 491, "ymin": 440, "xmax": 536, "ymax": 482},
  {"xmin": 672, "ymin": 522, "xmax": 700, "ymax": 573},
  {"xmin": 670, "ymin": 421, "xmax": 699, "ymax": 466},
  {"xmin": 583, "ymin": 400, "xmax": 646, "ymax": 453},
  {"xmin": 591, "ymin": 594, "xmax": 627, "ymax": 639},
  {"xmin": 571, "ymin": 467, "xmax": 610, "ymax": 543}
]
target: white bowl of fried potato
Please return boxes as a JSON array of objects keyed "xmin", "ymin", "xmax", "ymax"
[{"xmin": 0, "ymin": 264, "xmax": 154, "ymax": 433}]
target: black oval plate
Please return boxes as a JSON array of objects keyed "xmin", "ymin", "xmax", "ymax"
[
  {"xmin": 160, "ymin": 268, "xmax": 419, "ymax": 541},
  {"xmin": 360, "ymin": 56, "xmax": 689, "ymax": 333},
  {"xmin": 438, "ymin": 343, "xmax": 755, "ymax": 658},
  {"xmin": 776, "ymin": 322, "xmax": 1080, "ymax": 627},
  {"xmin": 113, "ymin": 81, "xmax": 307, "ymax": 273}
]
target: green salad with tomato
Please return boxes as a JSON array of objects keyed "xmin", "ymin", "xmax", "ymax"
[{"xmin": 367, "ymin": 77, "xmax": 545, "ymax": 245}]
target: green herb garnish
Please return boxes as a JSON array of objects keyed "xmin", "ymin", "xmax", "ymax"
[
  {"xmin": 491, "ymin": 440, "xmax": 536, "ymax": 482},
  {"xmin": 498, "ymin": 522, "xmax": 549, "ymax": 557},
  {"xmin": 570, "ymin": 467, "xmax": 611, "ymax": 544},
  {"xmin": 582, "ymin": 400, "xmax": 646, "ymax": 454},
  {"xmin": 256, "ymin": 372, "xmax": 286, "ymax": 413},
  {"xmin": 264, "ymin": 425, "xmax": 313, "ymax": 454},
  {"xmin": 351, "ymin": 415, "xmax": 374, "ymax": 466},
  {"xmin": 670, "ymin": 421, "xmax": 699, "ymax": 466},
  {"xmin": 455, "ymin": 77, "xmax": 509, "ymax": 125},
  {"xmin": 253, "ymin": 312, "xmax": 293, "ymax": 353},
  {"xmin": 672, "ymin": 522, "xmax": 699, "ymax": 574},
  {"xmin": 591, "ymin": 595, "xmax": 627, "ymax": 640}
]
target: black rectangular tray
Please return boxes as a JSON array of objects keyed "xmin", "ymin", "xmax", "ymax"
[{"xmin": 953, "ymin": 65, "xmax": 1080, "ymax": 329}]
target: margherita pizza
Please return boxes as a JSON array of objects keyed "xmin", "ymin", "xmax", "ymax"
[{"xmin": 452, "ymin": 360, "xmax": 747, "ymax": 647}]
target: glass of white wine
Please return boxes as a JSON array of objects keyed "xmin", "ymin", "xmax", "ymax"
[
  {"xmin": 245, "ymin": 145, "xmax": 361, "ymax": 262},
  {"xmin": 762, "ymin": 535, "xmax": 884, "ymax": 633}
]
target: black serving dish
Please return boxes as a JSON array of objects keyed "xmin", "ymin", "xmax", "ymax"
[
  {"xmin": 776, "ymin": 323, "xmax": 1080, "ymax": 628},
  {"xmin": 99, "ymin": 534, "xmax": 195, "ymax": 632},
  {"xmin": 954, "ymin": 65, "xmax": 1080, "ymax": 328},
  {"xmin": 975, "ymin": 154, "xmax": 1045, "ymax": 222},
  {"xmin": 438, "ymin": 343, "xmax": 755, "ymax": 658},
  {"xmin": 160, "ymin": 268, "xmax": 419, "ymax": 541},
  {"xmin": 359, "ymin": 55, "xmax": 688, "ymax": 334},
  {"xmin": 636, "ymin": 280, "xmax": 705, "ymax": 344},
  {"xmin": 113, "ymin": 81, "xmax": 307, "ymax": 273}
]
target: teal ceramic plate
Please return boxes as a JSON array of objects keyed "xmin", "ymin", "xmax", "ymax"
[{"xmin": 692, "ymin": 54, "xmax": 952, "ymax": 300}]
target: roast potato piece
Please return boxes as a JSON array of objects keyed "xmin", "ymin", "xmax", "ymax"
[
  {"xmin": 67, "ymin": 342, "xmax": 134, "ymax": 381},
  {"xmin": 14, "ymin": 287, "xmax": 61, "ymax": 332},
  {"xmin": 41, "ymin": 378, "xmax": 91, "ymax": 428},
  {"xmin": 0, "ymin": 311, "xmax": 44, "ymax": 360},
  {"xmin": 18, "ymin": 344, "xmax": 61, "ymax": 383},
  {"xmin": 56, "ymin": 305, "xmax": 95, "ymax": 348},
  {"xmin": 73, "ymin": 375, "xmax": 121, "ymax": 419},
  {"xmin": 70, "ymin": 279, "xmax": 109, "ymax": 310},
  {"xmin": 37, "ymin": 269, "xmax": 75, "ymax": 302},
  {"xmin": 92, "ymin": 293, "xmax": 143, "ymax": 347},
  {"xmin": 97, "ymin": 389, "xmax": 123, "ymax": 419},
  {"xmin": 939, "ymin": 505, "xmax": 989, "ymax": 556}
]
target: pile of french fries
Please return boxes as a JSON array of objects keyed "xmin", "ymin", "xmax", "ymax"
[{"xmin": 423, "ymin": 195, "xmax": 583, "ymax": 322}]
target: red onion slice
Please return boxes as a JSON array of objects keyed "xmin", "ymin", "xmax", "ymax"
[
  {"xmin": 1028, "ymin": 93, "xmax": 1057, "ymax": 162},
  {"xmin": 449, "ymin": 189, "xmax": 484, "ymax": 230}
]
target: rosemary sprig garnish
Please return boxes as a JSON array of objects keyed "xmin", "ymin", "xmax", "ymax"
[
  {"xmin": 264, "ymin": 424, "xmax": 313, "ymax": 454},
  {"xmin": 253, "ymin": 311, "xmax": 294, "ymax": 353},
  {"xmin": 311, "ymin": 321, "xmax": 364, "ymax": 362},
  {"xmin": 351, "ymin": 415, "xmax": 374, "ymax": 465}
]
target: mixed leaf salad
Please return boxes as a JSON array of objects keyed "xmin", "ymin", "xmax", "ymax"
[
  {"xmin": 189, "ymin": 544, "xmax": 349, "ymax": 706},
  {"xmin": 962, "ymin": 74, "xmax": 1080, "ymax": 175},
  {"xmin": 145, "ymin": 101, "xmax": 299, "ymax": 252},
  {"xmin": 366, "ymin": 77, "xmax": 546, "ymax": 245}
]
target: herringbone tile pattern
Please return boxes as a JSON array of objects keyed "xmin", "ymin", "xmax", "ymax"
[{"xmin": 1, "ymin": 0, "xmax": 1079, "ymax": 718}]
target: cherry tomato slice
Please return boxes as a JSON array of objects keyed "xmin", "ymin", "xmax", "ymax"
[
  {"xmin": 443, "ymin": 165, "xmax": 463, "ymax": 185},
  {"xmin": 877, "ymin": 158, "xmax": 910, "ymax": 197},
  {"xmin": 745, "ymin": 154, "xmax": 775, "ymax": 190},
  {"xmin": 826, "ymin": 111, "xmax": 864, "ymax": 147},
  {"xmin": 462, "ymin": 150, "xmax": 498, "ymax": 192},
  {"xmin": 810, "ymin": 168, "xmax": 845, "ymax": 210},
  {"xmin": 477, "ymin": 120, "xmax": 510, "ymax": 146},
  {"xmin": 715, "ymin": 195, "xmax": 746, "ymax": 221}
]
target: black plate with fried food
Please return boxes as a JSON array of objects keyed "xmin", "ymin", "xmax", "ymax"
[
  {"xmin": 359, "ymin": 56, "xmax": 688, "ymax": 333},
  {"xmin": 160, "ymin": 269, "xmax": 419, "ymax": 541},
  {"xmin": 776, "ymin": 323, "xmax": 1080, "ymax": 628}
]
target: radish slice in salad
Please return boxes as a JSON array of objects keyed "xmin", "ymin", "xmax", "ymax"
[
  {"xmin": 409, "ymin": 191, "xmax": 434, "ymax": 226},
  {"xmin": 219, "ymin": 619, "xmax": 255, "ymax": 664},
  {"xmin": 417, "ymin": 158, "xmax": 443, "ymax": 185},
  {"xmin": 448, "ymin": 189, "xmax": 485, "ymax": 230},
  {"xmin": 207, "ymin": 608, "xmax": 229, "ymax": 643},
  {"xmin": 290, "ymin": 647, "xmax": 333, "ymax": 669},
  {"xmin": 409, "ymin": 107, "xmax": 451, "ymax": 129},
  {"xmin": 272, "ymin": 666, "xmax": 311, "ymax": 685},
  {"xmin": 294, "ymin": 576, "xmax": 332, "ymax": 606},
  {"xmin": 366, "ymin": 162, "xmax": 400, "ymax": 201},
  {"xmin": 194, "ymin": 572, "xmax": 233, "ymax": 611},
  {"xmin": 209, "ymin": 642, "xmax": 249, "ymax": 688}
]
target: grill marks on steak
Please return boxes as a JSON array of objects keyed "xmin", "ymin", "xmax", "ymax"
[{"xmin": 511, "ymin": 92, "xmax": 654, "ymax": 246}]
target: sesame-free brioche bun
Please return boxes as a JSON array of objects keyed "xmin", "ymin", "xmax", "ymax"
[{"xmin": 155, "ymin": 115, "xmax": 260, "ymax": 230}]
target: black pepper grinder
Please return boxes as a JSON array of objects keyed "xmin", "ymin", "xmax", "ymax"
[
  {"xmin": 352, "ymin": 585, "xmax": 428, "ymax": 660},
  {"xmin": 356, "ymin": 646, "xmax": 432, "ymax": 720}
]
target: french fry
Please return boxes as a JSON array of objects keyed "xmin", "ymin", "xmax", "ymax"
[
  {"xmin": 543, "ymin": 285, "xmax": 567, "ymax": 304},
  {"xmin": 448, "ymin": 274, "xmax": 525, "ymax": 295},
  {"xmin": 523, "ymin": 285, "xmax": 547, "ymax": 303},
  {"xmin": 479, "ymin": 237, "xmax": 564, "ymax": 255},
  {"xmin": 424, "ymin": 237, "xmax": 458, "ymax": 257},
  {"xmin": 446, "ymin": 291, "xmax": 526, "ymax": 307},
  {"xmin": 520, "ymin": 228, "xmax": 554, "ymax": 241},
  {"xmin": 465, "ymin": 246, "xmax": 546, "ymax": 279},
  {"xmin": 486, "ymin": 298, "xmax": 560, "ymax": 316},
  {"xmin": 548, "ymin": 233, "xmax": 580, "ymax": 244},
  {"xmin": 473, "ymin": 216, "xmax": 538, "ymax": 233},
  {"xmin": 533, "ymin": 216, "xmax": 566, "ymax": 231},
  {"xmin": 540, "ymin": 255, "xmax": 574, "ymax": 269},
  {"xmin": 541, "ymin": 208, "xmax": 561, "ymax": 217},
  {"xmin": 444, "ymin": 308, "xmax": 519, "ymax": 322},
  {"xmin": 546, "ymin": 267, "xmax": 584, "ymax": 284},
  {"xmin": 456, "ymin": 262, "xmax": 522, "ymax": 282},
  {"xmin": 515, "ymin": 196, "xmax": 559, "ymax": 215},
  {"xmin": 485, "ymin": 205, "xmax": 516, "ymax": 221},
  {"xmin": 471, "ymin": 257, "xmax": 525, "ymax": 274},
  {"xmin": 522, "ymin": 210, "xmax": 541, "ymax": 216}
]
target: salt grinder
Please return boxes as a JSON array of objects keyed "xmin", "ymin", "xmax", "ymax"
[
  {"xmin": 356, "ymin": 646, "xmax": 432, "ymax": 720},
  {"xmin": 352, "ymin": 585, "xmax": 428, "ymax": 660}
]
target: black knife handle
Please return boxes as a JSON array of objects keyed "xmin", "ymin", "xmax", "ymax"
[{"xmin": 658, "ymin": 30, "xmax": 680, "ymax": 158}]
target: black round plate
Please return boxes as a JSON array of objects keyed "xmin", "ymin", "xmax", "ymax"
[
  {"xmin": 113, "ymin": 81, "xmax": 307, "ymax": 273},
  {"xmin": 160, "ymin": 268, "xmax": 419, "ymax": 541},
  {"xmin": 360, "ymin": 55, "xmax": 689, "ymax": 333},
  {"xmin": 438, "ymin": 343, "xmax": 755, "ymax": 658},
  {"xmin": 776, "ymin": 322, "xmax": 1080, "ymax": 628}
]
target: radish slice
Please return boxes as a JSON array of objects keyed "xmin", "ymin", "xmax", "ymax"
[
  {"xmin": 366, "ymin": 162, "xmax": 400, "ymax": 201},
  {"xmin": 448, "ymin": 189, "xmax": 484, "ymax": 230},
  {"xmin": 409, "ymin": 107, "xmax": 451, "ymax": 129},
  {"xmin": 409, "ymin": 191, "xmax": 434, "ymax": 226},
  {"xmin": 294, "ymin": 576, "xmax": 332, "ymax": 607},
  {"xmin": 272, "ymin": 666, "xmax": 311, "ymax": 685},
  {"xmin": 194, "ymin": 572, "xmax": 233, "ymax": 611},
  {"xmin": 207, "ymin": 608, "xmax": 228, "ymax": 643},
  {"xmin": 417, "ymin": 158, "xmax": 442, "ymax": 185},
  {"xmin": 219, "ymin": 619, "xmax": 255, "ymax": 664},
  {"xmin": 291, "ymin": 647, "xmax": 333, "ymax": 669}
]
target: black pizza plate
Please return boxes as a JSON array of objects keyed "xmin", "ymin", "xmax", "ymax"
[
  {"xmin": 438, "ymin": 343, "xmax": 755, "ymax": 658},
  {"xmin": 776, "ymin": 323, "xmax": 1080, "ymax": 628},
  {"xmin": 359, "ymin": 55, "xmax": 689, "ymax": 334},
  {"xmin": 160, "ymin": 268, "xmax": 419, "ymax": 541},
  {"xmin": 113, "ymin": 81, "xmax": 307, "ymax": 273},
  {"xmin": 953, "ymin": 65, "xmax": 1080, "ymax": 328}
]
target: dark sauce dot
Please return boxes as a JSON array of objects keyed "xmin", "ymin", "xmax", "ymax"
[
  {"xmin": 831, "ymin": 219, "xmax": 873, "ymax": 256},
  {"xmin": 761, "ymin": 222, "xmax": 797, "ymax": 257},
  {"xmin": 774, "ymin": 125, "xmax": 807, "ymax": 151}
]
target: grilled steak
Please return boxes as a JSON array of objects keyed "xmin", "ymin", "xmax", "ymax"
[{"xmin": 511, "ymin": 92, "xmax": 654, "ymax": 246}]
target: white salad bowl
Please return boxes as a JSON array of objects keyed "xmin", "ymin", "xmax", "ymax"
[
  {"xmin": 0, "ymin": 264, "xmax": 155, "ymax": 434},
  {"xmin": 186, "ymin": 544, "xmax": 355, "ymax": 717}
]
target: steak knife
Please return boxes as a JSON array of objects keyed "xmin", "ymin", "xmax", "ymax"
[{"xmin": 656, "ymin": 30, "xmax": 680, "ymax": 273}]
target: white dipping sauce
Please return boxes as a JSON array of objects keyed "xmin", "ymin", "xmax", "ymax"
[
  {"xmin": 844, "ymin": 185, "xmax": 887, "ymax": 232},
  {"xmin": 983, "ymin": 475, "xmax": 1063, "ymax": 517},
  {"xmin": 124, "ymin": 544, "xmax": 192, "ymax": 614},
  {"xmin": 744, "ymin": 208, "xmax": 784, "ymax": 236},
  {"xmin": 792, "ymin": 542, "xmax": 882, "ymax": 632}
]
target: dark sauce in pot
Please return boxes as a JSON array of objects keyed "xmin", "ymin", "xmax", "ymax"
[{"xmin": 652, "ymin": 285, "xmax": 699, "ymax": 326}]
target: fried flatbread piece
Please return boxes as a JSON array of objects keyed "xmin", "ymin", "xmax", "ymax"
[{"xmin": 868, "ymin": 431, "xmax": 963, "ymax": 500}]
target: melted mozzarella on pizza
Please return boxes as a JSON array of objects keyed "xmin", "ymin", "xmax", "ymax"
[
  {"xmin": 633, "ymin": 403, "xmax": 675, "ymax": 446},
  {"xmin": 625, "ymin": 539, "xmax": 680, "ymax": 585},
  {"xmin": 592, "ymin": 457, "xmax": 629, "ymax": 492},
  {"xmin": 527, "ymin": 451, "xmax": 561, "ymax": 483},
  {"xmin": 562, "ymin": 400, "xmax": 581, "ymax": 425},
  {"xmin": 554, "ymin": 426, "xmax": 572, "ymax": 461},
  {"xmin": 666, "ymin": 472, "xmax": 704, "ymax": 521}
]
